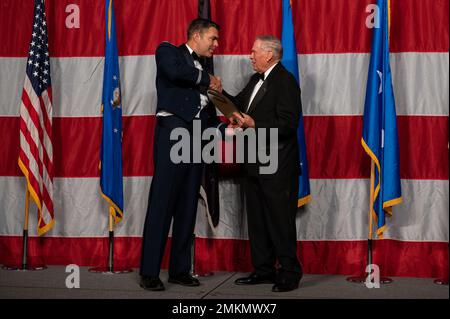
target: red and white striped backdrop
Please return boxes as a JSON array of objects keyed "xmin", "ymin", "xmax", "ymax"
[{"xmin": 0, "ymin": 0, "xmax": 448, "ymax": 278}]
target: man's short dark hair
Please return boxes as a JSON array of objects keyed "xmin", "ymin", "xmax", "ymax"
[{"xmin": 187, "ymin": 18, "xmax": 220, "ymax": 39}]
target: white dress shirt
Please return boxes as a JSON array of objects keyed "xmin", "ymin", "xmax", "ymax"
[
  {"xmin": 246, "ymin": 62, "xmax": 278, "ymax": 112},
  {"xmin": 157, "ymin": 44, "xmax": 208, "ymax": 118}
]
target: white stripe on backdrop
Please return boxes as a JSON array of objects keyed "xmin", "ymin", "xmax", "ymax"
[
  {"xmin": 1, "ymin": 53, "xmax": 448, "ymax": 117},
  {"xmin": 0, "ymin": 177, "xmax": 447, "ymax": 241}
]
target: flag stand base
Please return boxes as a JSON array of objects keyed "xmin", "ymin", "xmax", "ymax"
[
  {"xmin": 2, "ymin": 264, "xmax": 47, "ymax": 271},
  {"xmin": 88, "ymin": 220, "xmax": 132, "ymax": 274},
  {"xmin": 191, "ymin": 271, "xmax": 214, "ymax": 277},
  {"xmin": 190, "ymin": 233, "xmax": 214, "ymax": 277},
  {"xmin": 3, "ymin": 194, "xmax": 48, "ymax": 272},
  {"xmin": 88, "ymin": 266, "xmax": 132, "ymax": 274},
  {"xmin": 346, "ymin": 275, "xmax": 392, "ymax": 284},
  {"xmin": 434, "ymin": 278, "xmax": 449, "ymax": 285}
]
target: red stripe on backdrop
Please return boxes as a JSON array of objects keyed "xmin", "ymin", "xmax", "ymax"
[
  {"xmin": 0, "ymin": 0, "xmax": 197, "ymax": 57},
  {"xmin": 293, "ymin": 0, "xmax": 372, "ymax": 54},
  {"xmin": 293, "ymin": 0, "xmax": 449, "ymax": 54},
  {"xmin": 1, "ymin": 0, "xmax": 447, "ymax": 57},
  {"xmin": 195, "ymin": 238, "xmax": 449, "ymax": 278},
  {"xmin": 0, "ymin": 115, "xmax": 155, "ymax": 177},
  {"xmin": 46, "ymin": 0, "xmax": 198, "ymax": 57},
  {"xmin": 211, "ymin": 0, "xmax": 282, "ymax": 55},
  {"xmin": 0, "ymin": 115, "xmax": 448, "ymax": 179},
  {"xmin": 397, "ymin": 116, "xmax": 450, "ymax": 180},
  {"xmin": 0, "ymin": 236, "xmax": 447, "ymax": 278},
  {"xmin": 305, "ymin": 116, "xmax": 370, "ymax": 179},
  {"xmin": 0, "ymin": 0, "xmax": 34, "ymax": 57},
  {"xmin": 304, "ymin": 115, "xmax": 449, "ymax": 179},
  {"xmin": 390, "ymin": 0, "xmax": 449, "ymax": 53},
  {"xmin": 51, "ymin": 116, "xmax": 155, "ymax": 177}
]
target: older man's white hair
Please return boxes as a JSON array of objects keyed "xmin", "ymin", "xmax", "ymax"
[{"xmin": 256, "ymin": 35, "xmax": 283, "ymax": 60}]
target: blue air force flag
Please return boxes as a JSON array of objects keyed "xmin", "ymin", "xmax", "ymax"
[
  {"xmin": 281, "ymin": 0, "xmax": 311, "ymax": 207},
  {"xmin": 100, "ymin": 0, "xmax": 124, "ymax": 223},
  {"xmin": 362, "ymin": 0, "xmax": 402, "ymax": 238}
]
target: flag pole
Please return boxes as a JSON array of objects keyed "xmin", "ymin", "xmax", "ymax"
[
  {"xmin": 190, "ymin": 233, "xmax": 197, "ymax": 277},
  {"xmin": 192, "ymin": 0, "xmax": 214, "ymax": 278},
  {"xmin": 2, "ymin": 188, "xmax": 46, "ymax": 271},
  {"xmin": 22, "ymin": 189, "xmax": 30, "ymax": 269},
  {"xmin": 108, "ymin": 208, "xmax": 114, "ymax": 272},
  {"xmin": 347, "ymin": 160, "xmax": 392, "ymax": 284},
  {"xmin": 191, "ymin": 230, "xmax": 213, "ymax": 277},
  {"xmin": 433, "ymin": 142, "xmax": 449, "ymax": 285},
  {"xmin": 367, "ymin": 160, "xmax": 375, "ymax": 273},
  {"xmin": 89, "ymin": 207, "xmax": 132, "ymax": 274}
]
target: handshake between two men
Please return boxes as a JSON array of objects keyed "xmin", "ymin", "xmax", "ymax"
[
  {"xmin": 208, "ymin": 74, "xmax": 255, "ymax": 130},
  {"xmin": 140, "ymin": 17, "xmax": 303, "ymax": 293}
]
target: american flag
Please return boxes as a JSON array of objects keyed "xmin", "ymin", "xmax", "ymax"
[{"xmin": 18, "ymin": 0, "xmax": 54, "ymax": 236}]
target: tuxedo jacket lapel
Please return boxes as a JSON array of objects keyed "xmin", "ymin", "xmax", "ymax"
[
  {"xmin": 246, "ymin": 81, "xmax": 267, "ymax": 114},
  {"xmin": 179, "ymin": 44, "xmax": 195, "ymax": 67},
  {"xmin": 246, "ymin": 63, "xmax": 281, "ymax": 114}
]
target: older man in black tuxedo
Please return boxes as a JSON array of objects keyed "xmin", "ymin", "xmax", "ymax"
[{"xmin": 224, "ymin": 35, "xmax": 303, "ymax": 292}]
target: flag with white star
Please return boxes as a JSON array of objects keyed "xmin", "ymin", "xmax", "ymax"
[
  {"xmin": 18, "ymin": 0, "xmax": 55, "ymax": 236},
  {"xmin": 100, "ymin": 0, "xmax": 124, "ymax": 223},
  {"xmin": 362, "ymin": 0, "xmax": 402, "ymax": 238}
]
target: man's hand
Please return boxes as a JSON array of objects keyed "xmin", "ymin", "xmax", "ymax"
[
  {"xmin": 209, "ymin": 75, "xmax": 222, "ymax": 92},
  {"xmin": 244, "ymin": 113, "xmax": 255, "ymax": 128},
  {"xmin": 227, "ymin": 112, "xmax": 255, "ymax": 129},
  {"xmin": 241, "ymin": 113, "xmax": 255, "ymax": 128},
  {"xmin": 227, "ymin": 111, "xmax": 245, "ymax": 129}
]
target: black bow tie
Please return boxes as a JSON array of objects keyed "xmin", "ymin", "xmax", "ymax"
[{"xmin": 257, "ymin": 73, "xmax": 265, "ymax": 82}]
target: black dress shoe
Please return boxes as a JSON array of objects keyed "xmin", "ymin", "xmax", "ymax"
[
  {"xmin": 271, "ymin": 279, "xmax": 299, "ymax": 292},
  {"xmin": 168, "ymin": 273, "xmax": 200, "ymax": 286},
  {"xmin": 140, "ymin": 276, "xmax": 165, "ymax": 291},
  {"xmin": 234, "ymin": 272, "xmax": 276, "ymax": 285}
]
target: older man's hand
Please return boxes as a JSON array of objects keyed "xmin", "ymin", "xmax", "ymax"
[{"xmin": 227, "ymin": 111, "xmax": 245, "ymax": 129}]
